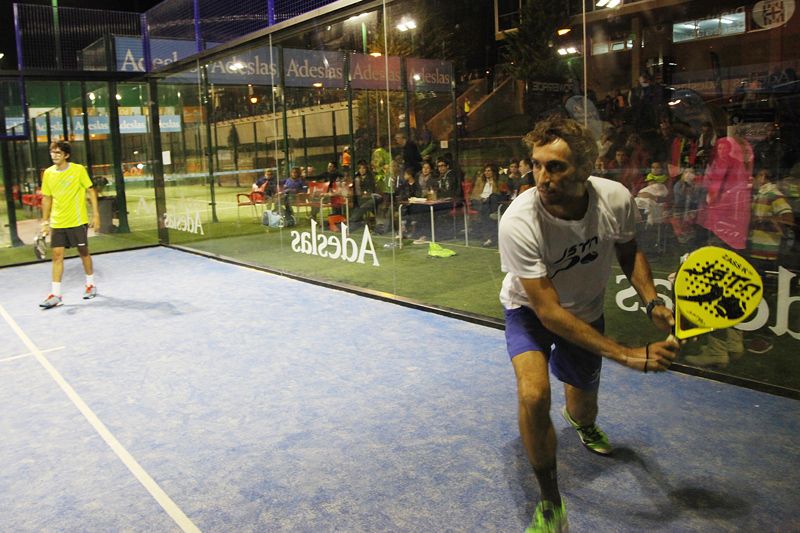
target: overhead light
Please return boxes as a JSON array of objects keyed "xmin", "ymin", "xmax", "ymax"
[
  {"xmin": 607, "ymin": 0, "xmax": 621, "ymax": 6},
  {"xmin": 88, "ymin": 92, "xmax": 96, "ymax": 102},
  {"xmin": 413, "ymin": 74, "xmax": 421, "ymax": 81},
  {"xmin": 557, "ymin": 28, "xmax": 571, "ymax": 36},
  {"xmin": 370, "ymin": 52, "xmax": 382, "ymax": 57},
  {"xmin": 312, "ymin": 82, "xmax": 323, "ymax": 88},
  {"xmin": 557, "ymin": 48, "xmax": 568, "ymax": 56},
  {"xmin": 249, "ymin": 96, "xmax": 258, "ymax": 104},
  {"xmin": 566, "ymin": 47, "xmax": 578, "ymax": 54},
  {"xmin": 115, "ymin": 94, "xmax": 122, "ymax": 100},
  {"xmin": 396, "ymin": 17, "xmax": 416, "ymax": 32},
  {"xmin": 596, "ymin": 0, "xmax": 609, "ymax": 6},
  {"xmin": 229, "ymin": 61, "xmax": 244, "ymax": 71}
]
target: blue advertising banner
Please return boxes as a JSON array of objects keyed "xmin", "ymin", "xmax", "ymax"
[
  {"xmin": 115, "ymin": 36, "xmax": 201, "ymax": 72},
  {"xmin": 205, "ymin": 46, "xmax": 278, "ymax": 85},
  {"xmin": 5, "ymin": 117, "xmax": 25, "ymax": 132},
  {"xmin": 112, "ymin": 37, "xmax": 450, "ymax": 94},
  {"xmin": 350, "ymin": 53, "xmax": 401, "ymax": 90},
  {"xmin": 38, "ymin": 115, "xmax": 181, "ymax": 138},
  {"xmin": 283, "ymin": 49, "xmax": 345, "ymax": 88},
  {"xmin": 34, "ymin": 116, "xmax": 65, "ymax": 138},
  {"xmin": 407, "ymin": 58, "xmax": 453, "ymax": 93}
]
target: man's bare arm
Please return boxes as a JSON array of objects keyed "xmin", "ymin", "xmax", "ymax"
[
  {"xmin": 520, "ymin": 276, "xmax": 677, "ymax": 372},
  {"xmin": 40, "ymin": 195, "xmax": 52, "ymax": 235},
  {"xmin": 615, "ymin": 239, "xmax": 674, "ymax": 332}
]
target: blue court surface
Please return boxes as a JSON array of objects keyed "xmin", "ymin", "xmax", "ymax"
[{"xmin": 1, "ymin": 247, "xmax": 798, "ymax": 532}]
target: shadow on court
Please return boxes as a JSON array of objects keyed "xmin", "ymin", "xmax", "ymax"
[{"xmin": 60, "ymin": 294, "xmax": 190, "ymax": 316}]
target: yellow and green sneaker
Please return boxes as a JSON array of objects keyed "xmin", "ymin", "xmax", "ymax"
[
  {"xmin": 562, "ymin": 406, "xmax": 613, "ymax": 456},
  {"xmin": 525, "ymin": 499, "xmax": 568, "ymax": 533}
]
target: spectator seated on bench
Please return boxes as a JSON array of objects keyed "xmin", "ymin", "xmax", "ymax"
[
  {"xmin": 280, "ymin": 166, "xmax": 307, "ymax": 219},
  {"xmin": 348, "ymin": 159, "xmax": 383, "ymax": 233}
]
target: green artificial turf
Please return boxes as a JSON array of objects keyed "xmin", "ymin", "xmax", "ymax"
[{"xmin": 3, "ymin": 182, "xmax": 798, "ymax": 393}]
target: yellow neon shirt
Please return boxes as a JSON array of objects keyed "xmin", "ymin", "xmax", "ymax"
[{"xmin": 41, "ymin": 162, "xmax": 93, "ymax": 229}]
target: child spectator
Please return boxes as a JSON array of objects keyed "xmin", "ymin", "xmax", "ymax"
[
  {"xmin": 749, "ymin": 169, "xmax": 794, "ymax": 274},
  {"xmin": 634, "ymin": 161, "xmax": 669, "ymax": 225},
  {"xmin": 670, "ymin": 168, "xmax": 702, "ymax": 244}
]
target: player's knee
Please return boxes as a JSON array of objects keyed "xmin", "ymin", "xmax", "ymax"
[{"xmin": 517, "ymin": 380, "xmax": 551, "ymax": 415}]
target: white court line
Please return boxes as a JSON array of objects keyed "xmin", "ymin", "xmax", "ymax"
[
  {"xmin": 0, "ymin": 304, "xmax": 201, "ymax": 533},
  {"xmin": 0, "ymin": 345, "xmax": 65, "ymax": 363}
]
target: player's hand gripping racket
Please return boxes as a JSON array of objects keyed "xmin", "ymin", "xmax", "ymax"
[{"xmin": 671, "ymin": 246, "xmax": 763, "ymax": 340}]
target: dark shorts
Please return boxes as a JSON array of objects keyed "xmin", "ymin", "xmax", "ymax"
[
  {"xmin": 504, "ymin": 305, "xmax": 604, "ymax": 391},
  {"xmin": 51, "ymin": 224, "xmax": 89, "ymax": 249}
]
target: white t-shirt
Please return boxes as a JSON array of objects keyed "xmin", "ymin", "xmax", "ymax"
[{"xmin": 499, "ymin": 177, "xmax": 637, "ymax": 322}]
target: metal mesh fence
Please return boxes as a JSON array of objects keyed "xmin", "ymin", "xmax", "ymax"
[
  {"xmin": 15, "ymin": 4, "xmax": 141, "ymax": 71},
  {"xmin": 15, "ymin": 0, "xmax": 342, "ymax": 72},
  {"xmin": 273, "ymin": 0, "xmax": 338, "ymax": 23},
  {"xmin": 197, "ymin": 0, "xmax": 270, "ymax": 51},
  {"xmin": 144, "ymin": 0, "xmax": 198, "ymax": 65}
]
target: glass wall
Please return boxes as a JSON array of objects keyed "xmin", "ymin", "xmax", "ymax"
[
  {"xmin": 0, "ymin": 78, "xmax": 159, "ymax": 266},
  {"xmin": 2, "ymin": 0, "xmax": 798, "ymax": 396}
]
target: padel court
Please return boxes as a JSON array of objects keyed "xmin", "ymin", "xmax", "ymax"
[{"xmin": 1, "ymin": 247, "xmax": 798, "ymax": 532}]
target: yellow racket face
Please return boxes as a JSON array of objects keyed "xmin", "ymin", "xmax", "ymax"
[{"xmin": 673, "ymin": 247, "xmax": 763, "ymax": 336}]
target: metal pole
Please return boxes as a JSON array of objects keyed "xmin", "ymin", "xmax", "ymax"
[
  {"xmin": 108, "ymin": 80, "xmax": 130, "ymax": 232},
  {"xmin": 278, "ymin": 47, "xmax": 290, "ymax": 177},
  {"xmin": 0, "ymin": 90, "xmax": 23, "ymax": 246},
  {"xmin": 331, "ymin": 109, "xmax": 338, "ymax": 164},
  {"xmin": 80, "ymin": 81, "xmax": 93, "ymax": 179},
  {"xmin": 582, "ymin": 0, "xmax": 588, "ymax": 128},
  {"xmin": 148, "ymin": 79, "xmax": 169, "ymax": 244},
  {"xmin": 301, "ymin": 114, "xmax": 308, "ymax": 169},
  {"xmin": 52, "ymin": 0, "xmax": 62, "ymax": 70},
  {"xmin": 201, "ymin": 65, "xmax": 219, "ymax": 222},
  {"xmin": 345, "ymin": 52, "xmax": 354, "ymax": 169}
]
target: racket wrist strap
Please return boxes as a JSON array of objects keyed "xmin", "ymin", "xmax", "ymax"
[{"xmin": 645, "ymin": 297, "xmax": 665, "ymax": 320}]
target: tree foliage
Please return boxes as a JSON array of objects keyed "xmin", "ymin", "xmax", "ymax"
[{"xmin": 500, "ymin": 0, "xmax": 570, "ymax": 84}]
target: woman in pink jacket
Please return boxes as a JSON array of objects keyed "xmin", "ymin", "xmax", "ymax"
[{"xmin": 698, "ymin": 128, "xmax": 753, "ymax": 250}]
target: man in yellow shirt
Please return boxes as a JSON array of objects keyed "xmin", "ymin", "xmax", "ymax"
[{"xmin": 39, "ymin": 141, "xmax": 100, "ymax": 309}]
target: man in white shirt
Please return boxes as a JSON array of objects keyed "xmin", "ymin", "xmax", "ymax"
[{"xmin": 498, "ymin": 116, "xmax": 679, "ymax": 533}]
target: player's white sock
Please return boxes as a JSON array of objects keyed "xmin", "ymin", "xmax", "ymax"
[
  {"xmin": 52, "ymin": 282, "xmax": 62, "ymax": 296},
  {"xmin": 86, "ymin": 274, "xmax": 94, "ymax": 286}
]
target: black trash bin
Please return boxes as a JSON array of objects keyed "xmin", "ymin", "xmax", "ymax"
[{"xmin": 97, "ymin": 196, "xmax": 116, "ymax": 233}]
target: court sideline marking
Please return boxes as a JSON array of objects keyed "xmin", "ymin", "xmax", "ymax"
[
  {"xmin": 0, "ymin": 346, "xmax": 65, "ymax": 363},
  {"xmin": 0, "ymin": 304, "xmax": 201, "ymax": 533}
]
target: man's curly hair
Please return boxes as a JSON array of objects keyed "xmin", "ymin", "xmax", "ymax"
[{"xmin": 523, "ymin": 115, "xmax": 598, "ymax": 174}]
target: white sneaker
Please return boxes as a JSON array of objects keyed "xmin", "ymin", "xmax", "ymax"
[
  {"xmin": 83, "ymin": 285, "xmax": 97, "ymax": 300},
  {"xmin": 412, "ymin": 236, "xmax": 429, "ymax": 244},
  {"xmin": 39, "ymin": 294, "xmax": 63, "ymax": 309}
]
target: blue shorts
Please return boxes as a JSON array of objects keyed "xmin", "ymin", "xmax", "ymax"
[{"xmin": 504, "ymin": 306, "xmax": 604, "ymax": 391}]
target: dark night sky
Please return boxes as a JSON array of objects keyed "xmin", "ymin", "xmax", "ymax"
[{"xmin": 1, "ymin": 0, "xmax": 163, "ymax": 69}]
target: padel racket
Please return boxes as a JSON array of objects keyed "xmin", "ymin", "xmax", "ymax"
[
  {"xmin": 33, "ymin": 230, "xmax": 48, "ymax": 261},
  {"xmin": 671, "ymin": 246, "xmax": 763, "ymax": 340}
]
